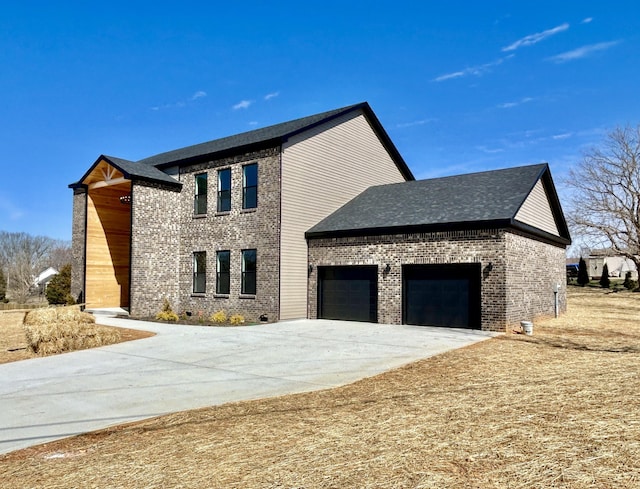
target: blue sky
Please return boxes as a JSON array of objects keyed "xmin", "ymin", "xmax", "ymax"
[{"xmin": 1, "ymin": 1, "xmax": 639, "ymax": 241}]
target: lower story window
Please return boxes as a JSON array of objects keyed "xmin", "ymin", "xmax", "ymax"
[
  {"xmin": 193, "ymin": 251, "xmax": 206, "ymax": 293},
  {"xmin": 241, "ymin": 249, "xmax": 256, "ymax": 295},
  {"xmin": 216, "ymin": 250, "xmax": 230, "ymax": 294}
]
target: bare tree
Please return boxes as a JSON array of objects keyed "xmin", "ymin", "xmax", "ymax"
[
  {"xmin": 47, "ymin": 241, "xmax": 73, "ymax": 270},
  {"xmin": 0, "ymin": 231, "xmax": 56, "ymax": 302},
  {"xmin": 567, "ymin": 125, "xmax": 640, "ymax": 284}
]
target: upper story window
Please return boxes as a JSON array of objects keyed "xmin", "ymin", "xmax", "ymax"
[
  {"xmin": 193, "ymin": 251, "xmax": 206, "ymax": 294},
  {"xmin": 217, "ymin": 168, "xmax": 231, "ymax": 212},
  {"xmin": 241, "ymin": 249, "xmax": 257, "ymax": 295},
  {"xmin": 242, "ymin": 163, "xmax": 258, "ymax": 209},
  {"xmin": 194, "ymin": 173, "xmax": 208, "ymax": 215},
  {"xmin": 216, "ymin": 250, "xmax": 230, "ymax": 295}
]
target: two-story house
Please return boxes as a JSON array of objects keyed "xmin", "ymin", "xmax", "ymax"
[
  {"xmin": 70, "ymin": 102, "xmax": 570, "ymax": 331},
  {"xmin": 69, "ymin": 103, "xmax": 413, "ymax": 322}
]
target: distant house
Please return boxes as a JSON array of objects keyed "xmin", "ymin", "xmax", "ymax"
[
  {"xmin": 34, "ymin": 267, "xmax": 58, "ymax": 293},
  {"xmin": 588, "ymin": 249, "xmax": 638, "ymax": 279},
  {"xmin": 69, "ymin": 102, "xmax": 570, "ymax": 331}
]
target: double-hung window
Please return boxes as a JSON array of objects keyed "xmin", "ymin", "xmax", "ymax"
[
  {"xmin": 216, "ymin": 251, "xmax": 230, "ymax": 294},
  {"xmin": 217, "ymin": 168, "xmax": 231, "ymax": 212},
  {"xmin": 194, "ymin": 173, "xmax": 208, "ymax": 215},
  {"xmin": 241, "ymin": 249, "xmax": 257, "ymax": 295},
  {"xmin": 193, "ymin": 252, "xmax": 206, "ymax": 294},
  {"xmin": 242, "ymin": 163, "xmax": 257, "ymax": 209}
]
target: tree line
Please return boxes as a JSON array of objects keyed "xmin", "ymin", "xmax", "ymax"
[{"xmin": 0, "ymin": 231, "xmax": 72, "ymax": 303}]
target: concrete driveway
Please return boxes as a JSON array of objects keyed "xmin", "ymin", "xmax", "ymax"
[{"xmin": 0, "ymin": 317, "xmax": 496, "ymax": 454}]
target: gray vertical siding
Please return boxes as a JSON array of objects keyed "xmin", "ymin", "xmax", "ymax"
[
  {"xmin": 280, "ymin": 110, "xmax": 407, "ymax": 319},
  {"xmin": 515, "ymin": 179, "xmax": 559, "ymax": 236}
]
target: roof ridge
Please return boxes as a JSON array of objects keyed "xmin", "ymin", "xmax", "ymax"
[{"xmin": 136, "ymin": 102, "xmax": 368, "ymax": 167}]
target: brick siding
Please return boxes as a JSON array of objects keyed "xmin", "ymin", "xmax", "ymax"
[
  {"xmin": 308, "ymin": 229, "xmax": 566, "ymax": 332},
  {"xmin": 70, "ymin": 189, "xmax": 86, "ymax": 303},
  {"xmin": 128, "ymin": 147, "xmax": 281, "ymax": 321}
]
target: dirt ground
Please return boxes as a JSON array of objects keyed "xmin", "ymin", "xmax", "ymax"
[
  {"xmin": 0, "ymin": 311, "xmax": 154, "ymax": 364},
  {"xmin": 1, "ymin": 288, "xmax": 639, "ymax": 488}
]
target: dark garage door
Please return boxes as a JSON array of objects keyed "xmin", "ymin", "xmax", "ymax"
[
  {"xmin": 318, "ymin": 266, "xmax": 377, "ymax": 322},
  {"xmin": 403, "ymin": 264, "xmax": 481, "ymax": 329}
]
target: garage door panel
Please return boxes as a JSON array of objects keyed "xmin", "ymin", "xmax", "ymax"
[
  {"xmin": 403, "ymin": 264, "xmax": 480, "ymax": 329},
  {"xmin": 319, "ymin": 267, "xmax": 377, "ymax": 322}
]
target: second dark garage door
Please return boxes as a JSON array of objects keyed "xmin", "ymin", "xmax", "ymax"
[
  {"xmin": 403, "ymin": 263, "xmax": 481, "ymax": 329},
  {"xmin": 318, "ymin": 266, "xmax": 377, "ymax": 322}
]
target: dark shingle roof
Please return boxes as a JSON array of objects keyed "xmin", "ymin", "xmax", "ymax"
[
  {"xmin": 69, "ymin": 155, "xmax": 181, "ymax": 188},
  {"xmin": 136, "ymin": 102, "xmax": 413, "ymax": 180},
  {"xmin": 70, "ymin": 102, "xmax": 414, "ymax": 188},
  {"xmin": 101, "ymin": 155, "xmax": 180, "ymax": 186},
  {"xmin": 307, "ymin": 163, "xmax": 570, "ymax": 245}
]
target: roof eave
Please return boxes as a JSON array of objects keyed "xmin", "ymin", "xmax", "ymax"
[
  {"xmin": 306, "ymin": 219, "xmax": 513, "ymax": 240},
  {"xmin": 69, "ymin": 154, "xmax": 182, "ymax": 189},
  {"xmin": 306, "ymin": 218, "xmax": 571, "ymax": 248}
]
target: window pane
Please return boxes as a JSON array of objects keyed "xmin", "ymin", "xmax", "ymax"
[
  {"xmin": 217, "ymin": 169, "xmax": 231, "ymax": 212},
  {"xmin": 194, "ymin": 194, "xmax": 207, "ymax": 215},
  {"xmin": 194, "ymin": 173, "xmax": 207, "ymax": 214},
  {"xmin": 216, "ymin": 251, "xmax": 230, "ymax": 294},
  {"xmin": 242, "ymin": 272, "xmax": 256, "ymax": 295},
  {"xmin": 195, "ymin": 174, "xmax": 207, "ymax": 195},
  {"xmin": 242, "ymin": 164, "xmax": 257, "ymax": 209},
  {"xmin": 218, "ymin": 168, "xmax": 231, "ymax": 191},
  {"xmin": 217, "ymin": 190, "xmax": 231, "ymax": 212},
  {"xmin": 241, "ymin": 249, "xmax": 257, "ymax": 295},
  {"xmin": 193, "ymin": 252, "xmax": 206, "ymax": 293},
  {"xmin": 243, "ymin": 164, "xmax": 257, "ymax": 187}
]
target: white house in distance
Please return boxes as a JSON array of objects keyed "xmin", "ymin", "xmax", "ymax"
[
  {"xmin": 588, "ymin": 249, "xmax": 638, "ymax": 279},
  {"xmin": 34, "ymin": 267, "xmax": 58, "ymax": 292}
]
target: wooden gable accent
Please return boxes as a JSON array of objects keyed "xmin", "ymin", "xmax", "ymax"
[{"xmin": 84, "ymin": 159, "xmax": 132, "ymax": 309}]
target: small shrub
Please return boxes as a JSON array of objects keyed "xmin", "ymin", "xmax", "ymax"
[
  {"xmin": 210, "ymin": 310, "xmax": 227, "ymax": 323},
  {"xmin": 577, "ymin": 257, "xmax": 590, "ymax": 286},
  {"xmin": 155, "ymin": 299, "xmax": 179, "ymax": 322},
  {"xmin": 599, "ymin": 263, "xmax": 610, "ymax": 289},
  {"xmin": 46, "ymin": 264, "xmax": 74, "ymax": 305},
  {"xmin": 623, "ymin": 271, "xmax": 638, "ymax": 291},
  {"xmin": 229, "ymin": 314, "xmax": 245, "ymax": 326},
  {"xmin": 0, "ymin": 267, "xmax": 6, "ymax": 302}
]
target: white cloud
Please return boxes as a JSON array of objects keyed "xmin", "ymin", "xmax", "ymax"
[
  {"xmin": 396, "ymin": 119, "xmax": 434, "ymax": 128},
  {"xmin": 502, "ymin": 23, "xmax": 569, "ymax": 52},
  {"xmin": 581, "ymin": 17, "xmax": 593, "ymax": 24},
  {"xmin": 476, "ymin": 145, "xmax": 505, "ymax": 154},
  {"xmin": 433, "ymin": 55, "xmax": 513, "ymax": 82},
  {"xmin": 552, "ymin": 132, "xmax": 573, "ymax": 140},
  {"xmin": 264, "ymin": 91, "xmax": 280, "ymax": 100},
  {"xmin": 191, "ymin": 90, "xmax": 207, "ymax": 100},
  {"xmin": 151, "ymin": 91, "xmax": 206, "ymax": 111},
  {"xmin": 497, "ymin": 97, "xmax": 533, "ymax": 109},
  {"xmin": 547, "ymin": 40, "xmax": 620, "ymax": 63},
  {"xmin": 232, "ymin": 99, "xmax": 253, "ymax": 110}
]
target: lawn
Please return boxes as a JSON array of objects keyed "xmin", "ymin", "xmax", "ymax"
[
  {"xmin": 0, "ymin": 310, "xmax": 154, "ymax": 364},
  {"xmin": 2, "ymin": 288, "xmax": 639, "ymax": 488}
]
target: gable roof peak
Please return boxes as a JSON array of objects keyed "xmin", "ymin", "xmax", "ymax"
[{"xmin": 133, "ymin": 102, "xmax": 413, "ymax": 180}]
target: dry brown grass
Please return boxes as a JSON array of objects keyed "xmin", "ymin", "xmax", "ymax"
[
  {"xmin": 2, "ymin": 288, "xmax": 639, "ymax": 488},
  {"xmin": 23, "ymin": 306, "xmax": 122, "ymax": 355},
  {"xmin": 0, "ymin": 309, "xmax": 154, "ymax": 364}
]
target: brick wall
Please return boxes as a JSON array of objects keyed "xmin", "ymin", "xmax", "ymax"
[
  {"xmin": 130, "ymin": 181, "xmax": 182, "ymax": 316},
  {"xmin": 504, "ymin": 231, "xmax": 567, "ymax": 326},
  {"xmin": 170, "ymin": 147, "xmax": 281, "ymax": 322},
  {"xmin": 308, "ymin": 229, "xmax": 566, "ymax": 332},
  {"xmin": 70, "ymin": 188, "xmax": 86, "ymax": 303}
]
